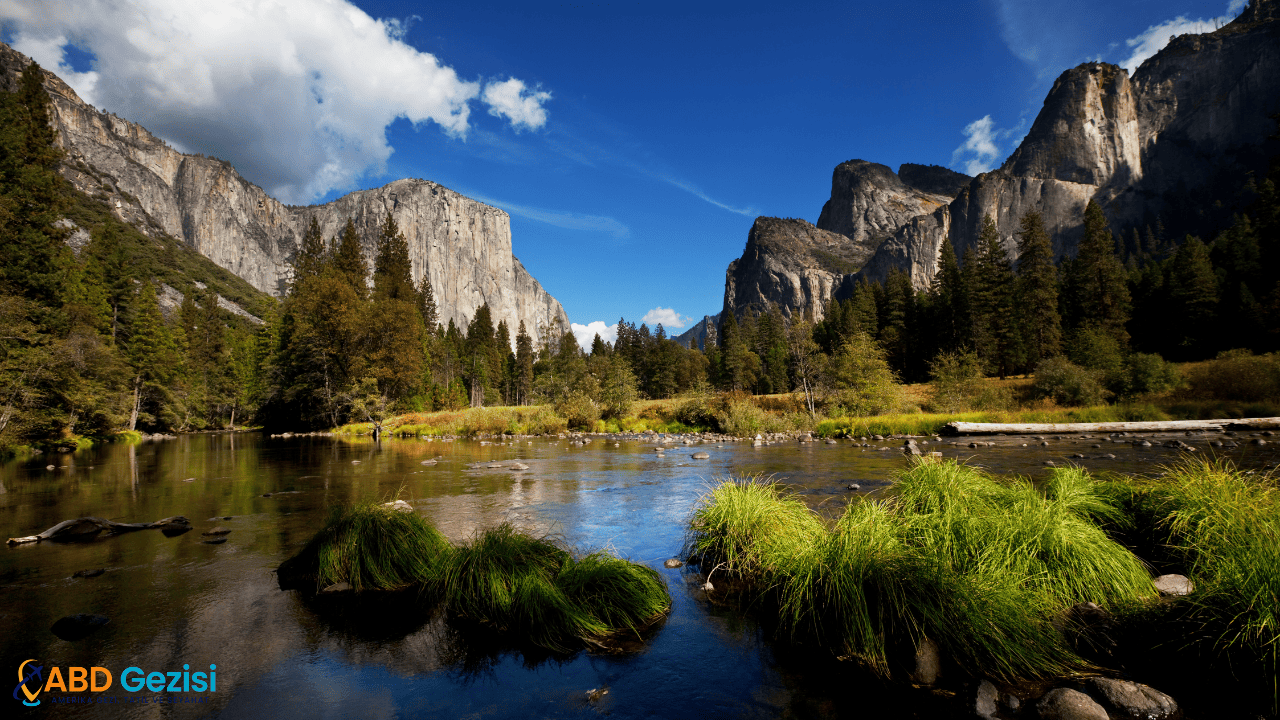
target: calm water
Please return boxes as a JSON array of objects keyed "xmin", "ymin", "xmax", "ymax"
[{"xmin": 2, "ymin": 431, "xmax": 1276, "ymax": 719}]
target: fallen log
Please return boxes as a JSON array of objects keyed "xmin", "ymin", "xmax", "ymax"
[
  {"xmin": 943, "ymin": 418, "xmax": 1280, "ymax": 435},
  {"xmin": 8, "ymin": 516, "xmax": 191, "ymax": 546}
]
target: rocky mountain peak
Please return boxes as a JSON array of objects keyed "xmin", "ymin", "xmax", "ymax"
[
  {"xmin": 816, "ymin": 159, "xmax": 953, "ymax": 247},
  {"xmin": 1237, "ymin": 0, "xmax": 1277, "ymax": 24},
  {"xmin": 1001, "ymin": 62, "xmax": 1141, "ymax": 189},
  {"xmin": 722, "ymin": 217, "xmax": 870, "ymax": 323},
  {"xmin": 898, "ymin": 164, "xmax": 971, "ymax": 198}
]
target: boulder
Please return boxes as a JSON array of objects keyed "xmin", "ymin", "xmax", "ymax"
[
  {"xmin": 202, "ymin": 527, "xmax": 232, "ymax": 536},
  {"xmin": 1036, "ymin": 688, "xmax": 1109, "ymax": 720},
  {"xmin": 908, "ymin": 636, "xmax": 940, "ymax": 685},
  {"xmin": 1086, "ymin": 677, "xmax": 1180, "ymax": 720},
  {"xmin": 382, "ymin": 500, "xmax": 414, "ymax": 513},
  {"xmin": 1152, "ymin": 574, "xmax": 1194, "ymax": 597},
  {"xmin": 974, "ymin": 679, "xmax": 1000, "ymax": 719},
  {"xmin": 691, "ymin": 452, "xmax": 710, "ymax": 459},
  {"xmin": 663, "ymin": 559, "xmax": 684, "ymax": 569}
]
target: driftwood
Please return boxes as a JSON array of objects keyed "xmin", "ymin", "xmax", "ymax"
[
  {"xmin": 944, "ymin": 418, "xmax": 1280, "ymax": 436},
  {"xmin": 7, "ymin": 516, "xmax": 191, "ymax": 546}
]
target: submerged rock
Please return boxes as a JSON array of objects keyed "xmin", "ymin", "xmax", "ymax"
[
  {"xmin": 202, "ymin": 527, "xmax": 232, "ymax": 536},
  {"xmin": 51, "ymin": 614, "xmax": 110, "ymax": 641},
  {"xmin": 663, "ymin": 559, "xmax": 684, "ymax": 568},
  {"xmin": 72, "ymin": 568, "xmax": 105, "ymax": 578}
]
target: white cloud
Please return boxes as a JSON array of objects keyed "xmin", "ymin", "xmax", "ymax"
[
  {"xmin": 482, "ymin": 77, "xmax": 551, "ymax": 132},
  {"xmin": 1120, "ymin": 2, "xmax": 1245, "ymax": 74},
  {"xmin": 658, "ymin": 176, "xmax": 756, "ymax": 216},
  {"xmin": 951, "ymin": 115, "xmax": 1002, "ymax": 176},
  {"xmin": 2, "ymin": 0, "xmax": 550, "ymax": 204},
  {"xmin": 571, "ymin": 321, "xmax": 618, "ymax": 351},
  {"xmin": 640, "ymin": 307, "xmax": 688, "ymax": 329}
]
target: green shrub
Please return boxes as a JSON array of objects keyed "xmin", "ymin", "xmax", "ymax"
[
  {"xmin": 927, "ymin": 350, "xmax": 986, "ymax": 413},
  {"xmin": 829, "ymin": 333, "xmax": 905, "ymax": 416},
  {"xmin": 1187, "ymin": 350, "xmax": 1280, "ymax": 402},
  {"xmin": 555, "ymin": 391, "xmax": 600, "ymax": 429},
  {"xmin": 1033, "ymin": 356, "xmax": 1109, "ymax": 406},
  {"xmin": 1121, "ymin": 352, "xmax": 1183, "ymax": 397}
]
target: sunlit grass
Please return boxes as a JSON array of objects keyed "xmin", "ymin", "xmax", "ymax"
[{"xmin": 686, "ymin": 462, "xmax": 1157, "ymax": 681}]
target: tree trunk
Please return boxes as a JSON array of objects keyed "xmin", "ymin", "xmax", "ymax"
[
  {"xmin": 129, "ymin": 375, "xmax": 141, "ymax": 431},
  {"xmin": 945, "ymin": 418, "xmax": 1280, "ymax": 435}
]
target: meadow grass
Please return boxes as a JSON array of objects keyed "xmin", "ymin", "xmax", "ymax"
[
  {"xmin": 280, "ymin": 507, "xmax": 670, "ymax": 652},
  {"xmin": 687, "ymin": 462, "xmax": 1157, "ymax": 681}
]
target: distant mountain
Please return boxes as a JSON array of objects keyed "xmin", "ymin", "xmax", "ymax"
[
  {"xmin": 0, "ymin": 43, "xmax": 570, "ymax": 345},
  {"xmin": 707, "ymin": 0, "xmax": 1280, "ymax": 327}
]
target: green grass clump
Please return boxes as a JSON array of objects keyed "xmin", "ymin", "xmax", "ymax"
[
  {"xmin": 281, "ymin": 502, "xmax": 453, "ymax": 593},
  {"xmin": 442, "ymin": 525, "xmax": 670, "ymax": 651},
  {"xmin": 687, "ymin": 462, "xmax": 1157, "ymax": 681},
  {"xmin": 281, "ymin": 509, "xmax": 670, "ymax": 652},
  {"xmin": 1106, "ymin": 459, "xmax": 1280, "ymax": 708}
]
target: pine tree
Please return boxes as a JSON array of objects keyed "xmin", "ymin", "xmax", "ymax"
[
  {"xmin": 465, "ymin": 304, "xmax": 495, "ymax": 406},
  {"xmin": 1013, "ymin": 211, "xmax": 1061, "ymax": 368},
  {"xmin": 967, "ymin": 215, "xmax": 1016, "ymax": 377},
  {"xmin": 416, "ymin": 274, "xmax": 438, "ymax": 331},
  {"xmin": 373, "ymin": 213, "xmax": 415, "ymax": 302},
  {"xmin": 291, "ymin": 217, "xmax": 327, "ymax": 289},
  {"xmin": 1167, "ymin": 235, "xmax": 1219, "ymax": 355},
  {"xmin": 0, "ymin": 62, "xmax": 69, "ymax": 310},
  {"xmin": 331, "ymin": 219, "xmax": 368, "ymax": 300},
  {"xmin": 125, "ymin": 282, "xmax": 180, "ymax": 429},
  {"xmin": 1062, "ymin": 201, "xmax": 1131, "ymax": 345},
  {"xmin": 515, "ymin": 320, "xmax": 534, "ymax": 405},
  {"xmin": 928, "ymin": 237, "xmax": 970, "ymax": 356}
]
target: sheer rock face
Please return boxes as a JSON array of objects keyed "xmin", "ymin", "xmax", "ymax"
[
  {"xmin": 0, "ymin": 43, "xmax": 570, "ymax": 345},
  {"xmin": 717, "ymin": 2, "xmax": 1280, "ymax": 318},
  {"xmin": 1002, "ymin": 63, "xmax": 1142, "ymax": 191},
  {"xmin": 722, "ymin": 217, "xmax": 871, "ymax": 324},
  {"xmin": 816, "ymin": 160, "xmax": 954, "ymax": 247}
]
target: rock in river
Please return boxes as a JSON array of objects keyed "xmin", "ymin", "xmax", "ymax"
[
  {"xmin": 692, "ymin": 452, "xmax": 710, "ymax": 459},
  {"xmin": 1085, "ymin": 677, "xmax": 1180, "ymax": 720},
  {"xmin": 1036, "ymin": 688, "xmax": 1108, "ymax": 720},
  {"xmin": 51, "ymin": 614, "xmax": 110, "ymax": 641}
]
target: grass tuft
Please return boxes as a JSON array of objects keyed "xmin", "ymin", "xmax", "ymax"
[
  {"xmin": 687, "ymin": 461, "xmax": 1157, "ymax": 681},
  {"xmin": 281, "ymin": 509, "xmax": 670, "ymax": 652}
]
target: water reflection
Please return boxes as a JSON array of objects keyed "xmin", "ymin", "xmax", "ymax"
[{"xmin": 1, "ymin": 432, "xmax": 1276, "ymax": 718}]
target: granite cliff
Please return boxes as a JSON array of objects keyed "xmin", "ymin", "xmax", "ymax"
[
  {"xmin": 0, "ymin": 43, "xmax": 570, "ymax": 345},
  {"xmin": 710, "ymin": 0, "xmax": 1280, "ymax": 326}
]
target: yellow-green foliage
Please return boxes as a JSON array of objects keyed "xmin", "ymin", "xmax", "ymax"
[
  {"xmin": 114, "ymin": 430, "xmax": 145, "ymax": 444},
  {"xmin": 336, "ymin": 405, "xmax": 568, "ymax": 437},
  {"xmin": 687, "ymin": 463, "xmax": 1156, "ymax": 680}
]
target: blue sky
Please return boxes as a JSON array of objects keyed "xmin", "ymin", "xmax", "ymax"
[{"xmin": 1, "ymin": 0, "xmax": 1248, "ymax": 346}]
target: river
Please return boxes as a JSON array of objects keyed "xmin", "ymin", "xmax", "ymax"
[{"xmin": 2, "ymin": 431, "xmax": 1276, "ymax": 718}]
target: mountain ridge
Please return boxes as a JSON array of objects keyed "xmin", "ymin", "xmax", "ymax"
[{"xmin": 0, "ymin": 42, "xmax": 571, "ymax": 346}]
